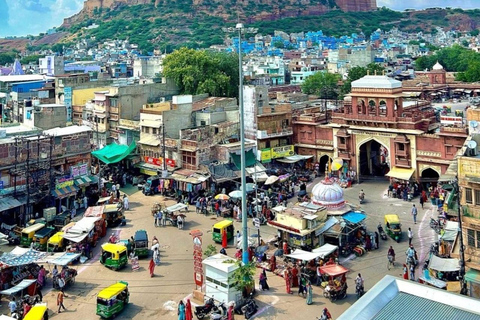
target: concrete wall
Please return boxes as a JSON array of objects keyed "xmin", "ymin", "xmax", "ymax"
[
  {"xmin": 34, "ymin": 105, "xmax": 67, "ymax": 130},
  {"xmin": 72, "ymin": 87, "xmax": 111, "ymax": 106}
]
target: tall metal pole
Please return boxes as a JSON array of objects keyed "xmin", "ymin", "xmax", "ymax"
[
  {"xmin": 456, "ymin": 176, "xmax": 468, "ymax": 295},
  {"xmin": 25, "ymin": 138, "xmax": 30, "ymax": 226},
  {"xmin": 238, "ymin": 24, "xmax": 249, "ymax": 264},
  {"xmin": 162, "ymin": 124, "xmax": 166, "ymax": 172}
]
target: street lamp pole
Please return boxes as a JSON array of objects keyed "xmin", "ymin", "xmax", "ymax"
[
  {"xmin": 223, "ymin": 23, "xmax": 257, "ymax": 264},
  {"xmin": 455, "ymin": 176, "xmax": 468, "ymax": 295}
]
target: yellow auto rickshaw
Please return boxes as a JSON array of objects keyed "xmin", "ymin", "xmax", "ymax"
[
  {"xmin": 385, "ymin": 214, "xmax": 402, "ymax": 243},
  {"xmin": 100, "ymin": 243, "xmax": 128, "ymax": 270},
  {"xmin": 20, "ymin": 223, "xmax": 46, "ymax": 247},
  {"xmin": 96, "ymin": 281, "xmax": 129, "ymax": 319},
  {"xmin": 32, "ymin": 227, "xmax": 55, "ymax": 251},
  {"xmin": 23, "ymin": 303, "xmax": 49, "ymax": 320},
  {"xmin": 47, "ymin": 231, "xmax": 65, "ymax": 252},
  {"xmin": 212, "ymin": 220, "xmax": 234, "ymax": 243}
]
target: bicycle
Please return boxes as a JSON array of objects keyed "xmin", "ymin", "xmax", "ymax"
[{"xmin": 387, "ymin": 255, "xmax": 395, "ymax": 270}]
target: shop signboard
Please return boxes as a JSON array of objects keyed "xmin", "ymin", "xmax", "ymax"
[
  {"xmin": 190, "ymin": 230, "xmax": 204, "ymax": 287},
  {"xmin": 144, "ymin": 156, "xmax": 176, "ymax": 168},
  {"xmin": 261, "ymin": 148, "xmax": 272, "ymax": 163},
  {"xmin": 271, "ymin": 145, "xmax": 294, "ymax": 159},
  {"xmin": 56, "ymin": 176, "xmax": 74, "ymax": 189},
  {"xmin": 70, "ymin": 163, "xmax": 89, "ymax": 178}
]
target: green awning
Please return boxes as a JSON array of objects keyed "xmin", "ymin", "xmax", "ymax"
[
  {"xmin": 92, "ymin": 141, "xmax": 136, "ymax": 164},
  {"xmin": 231, "ymin": 150, "xmax": 256, "ymax": 170},
  {"xmin": 465, "ymin": 269, "xmax": 480, "ymax": 284}
]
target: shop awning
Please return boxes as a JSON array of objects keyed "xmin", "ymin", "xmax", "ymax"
[
  {"xmin": 312, "ymin": 243, "xmax": 338, "ymax": 259},
  {"xmin": 92, "ymin": 141, "xmax": 137, "ymax": 164},
  {"xmin": 51, "ymin": 185, "xmax": 79, "ymax": 199},
  {"xmin": 276, "ymin": 155, "xmax": 314, "ymax": 164},
  {"xmin": 0, "ymin": 279, "xmax": 37, "ymax": 296},
  {"xmin": 342, "ymin": 211, "xmax": 366, "ymax": 224},
  {"xmin": 47, "ymin": 252, "xmax": 82, "ymax": 266},
  {"xmin": 0, "ymin": 196, "xmax": 25, "ymax": 212},
  {"xmin": 74, "ymin": 175, "xmax": 97, "ymax": 187},
  {"xmin": 136, "ymin": 162, "xmax": 161, "ymax": 176},
  {"xmin": 429, "ymin": 255, "xmax": 460, "ymax": 272},
  {"xmin": 386, "ymin": 167, "xmax": 415, "ymax": 181},
  {"xmin": 285, "ymin": 249, "xmax": 324, "ymax": 262},
  {"xmin": 138, "ymin": 136, "xmax": 160, "ymax": 147},
  {"xmin": 231, "ymin": 150, "xmax": 256, "ymax": 170},
  {"xmin": 315, "ymin": 217, "xmax": 339, "ymax": 236},
  {"xmin": 465, "ymin": 269, "xmax": 480, "ymax": 284},
  {"xmin": 0, "ymin": 247, "xmax": 46, "ymax": 268}
]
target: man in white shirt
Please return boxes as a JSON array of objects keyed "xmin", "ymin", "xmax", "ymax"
[
  {"xmin": 408, "ymin": 227, "xmax": 413, "ymax": 246},
  {"xmin": 8, "ymin": 298, "xmax": 17, "ymax": 316}
]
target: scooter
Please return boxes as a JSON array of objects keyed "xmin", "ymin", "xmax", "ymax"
[
  {"xmin": 195, "ymin": 298, "xmax": 216, "ymax": 320},
  {"xmin": 241, "ymin": 297, "xmax": 258, "ymax": 320},
  {"xmin": 210, "ymin": 302, "xmax": 227, "ymax": 320},
  {"xmin": 355, "ymin": 283, "xmax": 365, "ymax": 299},
  {"xmin": 377, "ymin": 223, "xmax": 387, "ymax": 241}
]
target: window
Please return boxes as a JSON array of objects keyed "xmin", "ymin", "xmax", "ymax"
[
  {"xmin": 466, "ymin": 229, "xmax": 480, "ymax": 248},
  {"xmin": 152, "ymin": 128, "xmax": 157, "ymax": 135},
  {"xmin": 398, "ymin": 144, "xmax": 405, "ymax": 151},
  {"xmin": 465, "ymin": 188, "xmax": 473, "ymax": 204},
  {"xmin": 475, "ymin": 189, "xmax": 480, "ymax": 205},
  {"xmin": 182, "ymin": 151, "xmax": 196, "ymax": 166},
  {"xmin": 477, "ymin": 230, "xmax": 480, "ymax": 249},
  {"xmin": 145, "ymin": 127, "xmax": 150, "ymax": 134},
  {"xmin": 339, "ymin": 137, "xmax": 346, "ymax": 145}
]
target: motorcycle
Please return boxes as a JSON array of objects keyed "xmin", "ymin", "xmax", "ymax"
[
  {"xmin": 241, "ymin": 297, "xmax": 258, "ymax": 320},
  {"xmin": 340, "ymin": 244, "xmax": 353, "ymax": 257},
  {"xmin": 195, "ymin": 298, "xmax": 217, "ymax": 320},
  {"xmin": 430, "ymin": 218, "xmax": 444, "ymax": 233},
  {"xmin": 355, "ymin": 283, "xmax": 365, "ymax": 299},
  {"xmin": 210, "ymin": 302, "xmax": 227, "ymax": 320},
  {"xmin": 377, "ymin": 223, "xmax": 387, "ymax": 241}
]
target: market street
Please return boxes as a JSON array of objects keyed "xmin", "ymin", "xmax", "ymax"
[{"xmin": 0, "ymin": 179, "xmax": 438, "ymax": 319}]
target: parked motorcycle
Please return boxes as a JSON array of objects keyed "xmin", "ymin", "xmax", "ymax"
[
  {"xmin": 210, "ymin": 302, "xmax": 227, "ymax": 320},
  {"xmin": 195, "ymin": 298, "xmax": 217, "ymax": 320},
  {"xmin": 340, "ymin": 244, "xmax": 353, "ymax": 257},
  {"xmin": 377, "ymin": 223, "xmax": 387, "ymax": 241},
  {"xmin": 241, "ymin": 297, "xmax": 258, "ymax": 320}
]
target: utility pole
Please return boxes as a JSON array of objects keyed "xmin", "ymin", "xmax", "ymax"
[
  {"xmin": 162, "ymin": 124, "xmax": 166, "ymax": 172},
  {"xmin": 95, "ymin": 115, "xmax": 99, "ymax": 149},
  {"xmin": 25, "ymin": 138, "xmax": 30, "ymax": 226},
  {"xmin": 456, "ymin": 176, "xmax": 468, "ymax": 295}
]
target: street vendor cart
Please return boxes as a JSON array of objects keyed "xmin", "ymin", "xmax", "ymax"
[
  {"xmin": 47, "ymin": 252, "xmax": 81, "ymax": 290},
  {"xmin": 320, "ymin": 264, "xmax": 349, "ymax": 302},
  {"xmin": 165, "ymin": 203, "xmax": 187, "ymax": 227}
]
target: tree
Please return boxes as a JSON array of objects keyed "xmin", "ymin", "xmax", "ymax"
[
  {"xmin": 230, "ymin": 261, "xmax": 256, "ymax": 297},
  {"xmin": 0, "ymin": 52, "xmax": 16, "ymax": 66},
  {"xmin": 162, "ymin": 48, "xmax": 239, "ymax": 97},
  {"xmin": 301, "ymin": 71, "xmax": 340, "ymax": 99},
  {"xmin": 341, "ymin": 63, "xmax": 385, "ymax": 95}
]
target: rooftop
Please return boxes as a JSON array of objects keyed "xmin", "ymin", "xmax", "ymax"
[
  {"xmin": 352, "ymin": 75, "xmax": 402, "ymax": 89},
  {"xmin": 43, "ymin": 125, "xmax": 92, "ymax": 137}
]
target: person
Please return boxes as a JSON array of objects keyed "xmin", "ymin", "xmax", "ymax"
[
  {"xmin": 178, "ymin": 300, "xmax": 186, "ymax": 320},
  {"xmin": 269, "ymin": 255, "xmax": 276, "ymax": 272},
  {"xmin": 291, "ymin": 264, "xmax": 299, "ymax": 287},
  {"xmin": 149, "ymin": 258, "xmax": 156, "ymax": 277},
  {"xmin": 411, "ymin": 204, "xmax": 418, "ymax": 224},
  {"xmin": 285, "ymin": 268, "xmax": 293, "ymax": 294},
  {"xmin": 408, "ymin": 227, "xmax": 413, "ymax": 246},
  {"xmin": 185, "ymin": 299, "xmax": 193, "ymax": 320},
  {"xmin": 359, "ymin": 189, "xmax": 365, "ymax": 201},
  {"xmin": 410, "ymin": 264, "xmax": 415, "ymax": 281},
  {"xmin": 162, "ymin": 211, "xmax": 167, "ymax": 226},
  {"xmin": 215, "ymin": 201, "xmax": 220, "ymax": 217},
  {"xmin": 236, "ymin": 230, "xmax": 242, "ymax": 246},
  {"xmin": 23, "ymin": 300, "xmax": 32, "ymax": 316},
  {"xmin": 153, "ymin": 246, "xmax": 160, "ymax": 265},
  {"xmin": 109, "ymin": 233, "xmax": 117, "ymax": 243},
  {"xmin": 420, "ymin": 194, "xmax": 424, "ymax": 209},
  {"xmin": 111, "ymin": 183, "xmax": 116, "ymax": 193},
  {"xmin": 38, "ymin": 265, "xmax": 46, "ymax": 287},
  {"xmin": 320, "ymin": 307, "xmax": 332, "ymax": 320},
  {"xmin": 298, "ymin": 274, "xmax": 307, "ymax": 297},
  {"xmin": 83, "ymin": 195, "xmax": 88, "ymax": 209},
  {"xmin": 57, "ymin": 289, "xmax": 67, "ymax": 313},
  {"xmin": 70, "ymin": 206, "xmax": 76, "ymax": 220},
  {"xmin": 177, "ymin": 215, "xmax": 184, "ymax": 229},
  {"xmin": 52, "ymin": 265, "xmax": 59, "ymax": 278},
  {"xmin": 387, "ymin": 246, "xmax": 396, "ymax": 262},
  {"xmin": 195, "ymin": 199, "xmax": 201, "ymax": 214},
  {"xmin": 259, "ymin": 269, "xmax": 269, "ymax": 291},
  {"xmin": 8, "ymin": 297, "xmax": 17, "ymax": 316},
  {"xmin": 152, "ymin": 236, "xmax": 159, "ymax": 246},
  {"xmin": 306, "ymin": 281, "xmax": 313, "ymax": 305},
  {"xmin": 355, "ymin": 273, "xmax": 364, "ymax": 291},
  {"xmin": 156, "ymin": 211, "xmax": 162, "ymax": 227},
  {"xmin": 123, "ymin": 194, "xmax": 129, "ymax": 210},
  {"xmin": 403, "ymin": 264, "xmax": 409, "ymax": 280},
  {"xmin": 227, "ymin": 302, "xmax": 235, "ymax": 320}
]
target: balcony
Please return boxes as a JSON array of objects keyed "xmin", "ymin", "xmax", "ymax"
[
  {"xmin": 395, "ymin": 158, "xmax": 411, "ymax": 167},
  {"xmin": 257, "ymin": 129, "xmax": 293, "ymax": 139},
  {"xmin": 180, "ymin": 140, "xmax": 198, "ymax": 151},
  {"xmin": 110, "ymin": 107, "xmax": 119, "ymax": 114}
]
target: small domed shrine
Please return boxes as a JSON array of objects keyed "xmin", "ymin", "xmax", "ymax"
[{"xmin": 311, "ymin": 179, "xmax": 346, "ymax": 210}]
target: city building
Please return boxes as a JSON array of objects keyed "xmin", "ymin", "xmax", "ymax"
[{"xmin": 39, "ymin": 55, "xmax": 65, "ymax": 76}]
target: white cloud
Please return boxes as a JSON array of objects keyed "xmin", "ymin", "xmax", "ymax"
[{"xmin": 377, "ymin": 0, "xmax": 479, "ymax": 11}]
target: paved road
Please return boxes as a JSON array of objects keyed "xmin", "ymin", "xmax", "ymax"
[{"xmin": 0, "ymin": 179, "xmax": 438, "ymax": 319}]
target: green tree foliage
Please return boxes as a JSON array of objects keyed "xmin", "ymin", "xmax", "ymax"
[
  {"xmin": 20, "ymin": 55, "xmax": 44, "ymax": 65},
  {"xmin": 414, "ymin": 45, "xmax": 480, "ymax": 76},
  {"xmin": 302, "ymin": 71, "xmax": 341, "ymax": 99},
  {"xmin": 341, "ymin": 63, "xmax": 385, "ymax": 95},
  {"xmin": 162, "ymin": 48, "xmax": 239, "ymax": 97},
  {"xmin": 230, "ymin": 261, "xmax": 256, "ymax": 296},
  {"xmin": 0, "ymin": 52, "xmax": 16, "ymax": 65}
]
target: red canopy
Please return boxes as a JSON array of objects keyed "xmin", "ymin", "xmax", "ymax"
[
  {"xmin": 84, "ymin": 205, "xmax": 105, "ymax": 218},
  {"xmin": 319, "ymin": 264, "xmax": 349, "ymax": 277}
]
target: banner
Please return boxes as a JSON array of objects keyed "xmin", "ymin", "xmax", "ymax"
[
  {"xmin": 271, "ymin": 145, "xmax": 294, "ymax": 159},
  {"xmin": 144, "ymin": 156, "xmax": 176, "ymax": 168},
  {"xmin": 260, "ymin": 148, "xmax": 272, "ymax": 163},
  {"xmin": 70, "ymin": 163, "xmax": 89, "ymax": 178}
]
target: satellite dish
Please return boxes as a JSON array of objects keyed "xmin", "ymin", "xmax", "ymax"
[
  {"xmin": 471, "ymin": 120, "xmax": 478, "ymax": 128},
  {"xmin": 467, "ymin": 140, "xmax": 477, "ymax": 150}
]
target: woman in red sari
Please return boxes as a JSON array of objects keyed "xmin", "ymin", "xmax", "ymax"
[
  {"xmin": 403, "ymin": 264, "xmax": 409, "ymax": 280},
  {"xmin": 149, "ymin": 258, "xmax": 155, "ymax": 277},
  {"xmin": 185, "ymin": 298, "xmax": 193, "ymax": 320},
  {"xmin": 285, "ymin": 268, "xmax": 293, "ymax": 294},
  {"xmin": 291, "ymin": 264, "xmax": 299, "ymax": 287}
]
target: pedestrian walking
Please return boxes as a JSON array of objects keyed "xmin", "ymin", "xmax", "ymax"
[
  {"xmin": 403, "ymin": 264, "xmax": 409, "ymax": 280},
  {"xmin": 153, "ymin": 247, "xmax": 160, "ymax": 265},
  {"xmin": 195, "ymin": 199, "xmax": 201, "ymax": 214},
  {"xmin": 185, "ymin": 299, "xmax": 193, "ymax": 320},
  {"xmin": 162, "ymin": 211, "xmax": 167, "ymax": 226},
  {"xmin": 156, "ymin": 211, "xmax": 162, "ymax": 227},
  {"xmin": 409, "ymin": 264, "xmax": 415, "ymax": 281},
  {"xmin": 57, "ymin": 289, "xmax": 67, "ymax": 313},
  {"xmin": 123, "ymin": 194, "xmax": 129, "ymax": 210},
  {"xmin": 306, "ymin": 281, "xmax": 313, "ymax": 305},
  {"xmin": 227, "ymin": 302, "xmax": 235, "ymax": 320},
  {"xmin": 259, "ymin": 269, "xmax": 269, "ymax": 291},
  {"xmin": 177, "ymin": 300, "xmax": 186, "ymax": 320},
  {"xmin": 411, "ymin": 204, "xmax": 418, "ymax": 224},
  {"xmin": 149, "ymin": 258, "xmax": 156, "ymax": 277},
  {"xmin": 408, "ymin": 227, "xmax": 413, "ymax": 246},
  {"xmin": 284, "ymin": 268, "xmax": 293, "ymax": 294},
  {"xmin": 419, "ymin": 195, "xmax": 424, "ymax": 209},
  {"xmin": 8, "ymin": 297, "xmax": 17, "ymax": 316}
]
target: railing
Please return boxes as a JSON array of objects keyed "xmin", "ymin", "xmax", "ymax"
[
  {"xmin": 257, "ymin": 129, "xmax": 293, "ymax": 139},
  {"xmin": 440, "ymin": 126, "xmax": 468, "ymax": 134}
]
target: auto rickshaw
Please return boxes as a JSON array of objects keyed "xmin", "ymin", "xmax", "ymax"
[
  {"xmin": 20, "ymin": 223, "xmax": 46, "ymax": 247},
  {"xmin": 96, "ymin": 281, "xmax": 129, "ymax": 319},
  {"xmin": 104, "ymin": 204, "xmax": 125, "ymax": 227},
  {"xmin": 212, "ymin": 220, "xmax": 234, "ymax": 243},
  {"xmin": 53, "ymin": 212, "xmax": 71, "ymax": 230},
  {"xmin": 134, "ymin": 230, "xmax": 149, "ymax": 258},
  {"xmin": 100, "ymin": 243, "xmax": 128, "ymax": 270},
  {"xmin": 23, "ymin": 303, "xmax": 49, "ymax": 320},
  {"xmin": 47, "ymin": 231, "xmax": 65, "ymax": 252},
  {"xmin": 32, "ymin": 227, "xmax": 55, "ymax": 251},
  {"xmin": 385, "ymin": 214, "xmax": 402, "ymax": 243}
]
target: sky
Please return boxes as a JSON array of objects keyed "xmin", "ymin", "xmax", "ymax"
[{"xmin": 0, "ymin": 0, "xmax": 478, "ymax": 37}]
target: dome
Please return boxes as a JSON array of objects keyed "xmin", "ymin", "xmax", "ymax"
[
  {"xmin": 311, "ymin": 180, "xmax": 345, "ymax": 209},
  {"xmin": 351, "ymin": 75, "xmax": 402, "ymax": 89},
  {"xmin": 432, "ymin": 61, "xmax": 444, "ymax": 70}
]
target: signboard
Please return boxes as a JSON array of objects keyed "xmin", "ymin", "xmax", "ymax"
[
  {"xmin": 253, "ymin": 218, "xmax": 261, "ymax": 229},
  {"xmin": 70, "ymin": 163, "xmax": 89, "ymax": 178},
  {"xmin": 271, "ymin": 145, "xmax": 294, "ymax": 159},
  {"xmin": 190, "ymin": 230, "xmax": 204, "ymax": 287},
  {"xmin": 144, "ymin": 156, "xmax": 176, "ymax": 168},
  {"xmin": 55, "ymin": 176, "xmax": 74, "ymax": 189},
  {"xmin": 260, "ymin": 148, "xmax": 272, "ymax": 163},
  {"xmin": 440, "ymin": 116, "xmax": 463, "ymax": 126}
]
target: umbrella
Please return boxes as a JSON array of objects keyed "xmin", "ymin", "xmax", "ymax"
[
  {"xmin": 264, "ymin": 175, "xmax": 279, "ymax": 185},
  {"xmin": 215, "ymin": 194, "xmax": 230, "ymax": 200},
  {"xmin": 274, "ymin": 249, "xmax": 284, "ymax": 256},
  {"xmin": 240, "ymin": 183, "xmax": 256, "ymax": 193},
  {"xmin": 331, "ymin": 158, "xmax": 344, "ymax": 171},
  {"xmin": 229, "ymin": 190, "xmax": 243, "ymax": 199}
]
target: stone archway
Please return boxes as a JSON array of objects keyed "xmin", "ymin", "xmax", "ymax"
[
  {"xmin": 357, "ymin": 138, "xmax": 390, "ymax": 177},
  {"xmin": 421, "ymin": 167, "xmax": 440, "ymax": 185},
  {"xmin": 319, "ymin": 155, "xmax": 332, "ymax": 176}
]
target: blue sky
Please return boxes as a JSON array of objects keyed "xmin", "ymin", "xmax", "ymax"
[{"xmin": 0, "ymin": 0, "xmax": 478, "ymax": 37}]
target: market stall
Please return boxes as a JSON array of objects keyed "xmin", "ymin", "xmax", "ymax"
[
  {"xmin": 312, "ymin": 243, "xmax": 339, "ymax": 260},
  {"xmin": 420, "ymin": 255, "xmax": 461, "ymax": 291},
  {"xmin": 46, "ymin": 252, "xmax": 81, "ymax": 289},
  {"xmin": 0, "ymin": 247, "xmax": 45, "ymax": 294},
  {"xmin": 165, "ymin": 203, "xmax": 187, "ymax": 226},
  {"xmin": 63, "ymin": 216, "xmax": 102, "ymax": 248}
]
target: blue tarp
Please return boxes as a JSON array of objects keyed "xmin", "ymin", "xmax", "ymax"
[
  {"xmin": 342, "ymin": 211, "xmax": 366, "ymax": 224},
  {"xmin": 48, "ymin": 252, "xmax": 81, "ymax": 266},
  {"xmin": 0, "ymin": 247, "xmax": 46, "ymax": 267}
]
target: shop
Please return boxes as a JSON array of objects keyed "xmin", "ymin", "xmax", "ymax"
[
  {"xmin": 0, "ymin": 246, "xmax": 46, "ymax": 292},
  {"xmin": 465, "ymin": 269, "xmax": 480, "ymax": 298},
  {"xmin": 51, "ymin": 176, "xmax": 79, "ymax": 213}
]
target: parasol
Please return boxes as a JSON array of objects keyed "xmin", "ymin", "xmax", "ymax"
[
  {"xmin": 229, "ymin": 190, "xmax": 243, "ymax": 199},
  {"xmin": 331, "ymin": 158, "xmax": 344, "ymax": 171},
  {"xmin": 240, "ymin": 183, "xmax": 256, "ymax": 193},
  {"xmin": 264, "ymin": 175, "xmax": 279, "ymax": 185},
  {"xmin": 215, "ymin": 194, "xmax": 230, "ymax": 200}
]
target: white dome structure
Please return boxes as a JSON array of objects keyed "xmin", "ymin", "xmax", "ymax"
[
  {"xmin": 311, "ymin": 180, "xmax": 346, "ymax": 209},
  {"xmin": 432, "ymin": 61, "xmax": 444, "ymax": 70}
]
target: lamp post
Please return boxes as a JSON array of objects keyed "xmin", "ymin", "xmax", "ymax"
[
  {"xmin": 223, "ymin": 23, "xmax": 257, "ymax": 264},
  {"xmin": 454, "ymin": 176, "xmax": 468, "ymax": 295}
]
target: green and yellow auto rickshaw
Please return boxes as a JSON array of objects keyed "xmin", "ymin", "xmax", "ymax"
[
  {"xmin": 104, "ymin": 204, "xmax": 125, "ymax": 227},
  {"xmin": 100, "ymin": 243, "xmax": 128, "ymax": 270},
  {"xmin": 32, "ymin": 227, "xmax": 55, "ymax": 251},
  {"xmin": 133, "ymin": 230, "xmax": 149, "ymax": 258},
  {"xmin": 20, "ymin": 223, "xmax": 46, "ymax": 247},
  {"xmin": 47, "ymin": 231, "xmax": 66, "ymax": 252},
  {"xmin": 212, "ymin": 220, "xmax": 234, "ymax": 243},
  {"xmin": 96, "ymin": 281, "xmax": 129, "ymax": 319},
  {"xmin": 385, "ymin": 214, "xmax": 402, "ymax": 243}
]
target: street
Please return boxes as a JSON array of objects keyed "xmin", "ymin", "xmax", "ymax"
[{"xmin": 0, "ymin": 179, "xmax": 438, "ymax": 319}]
